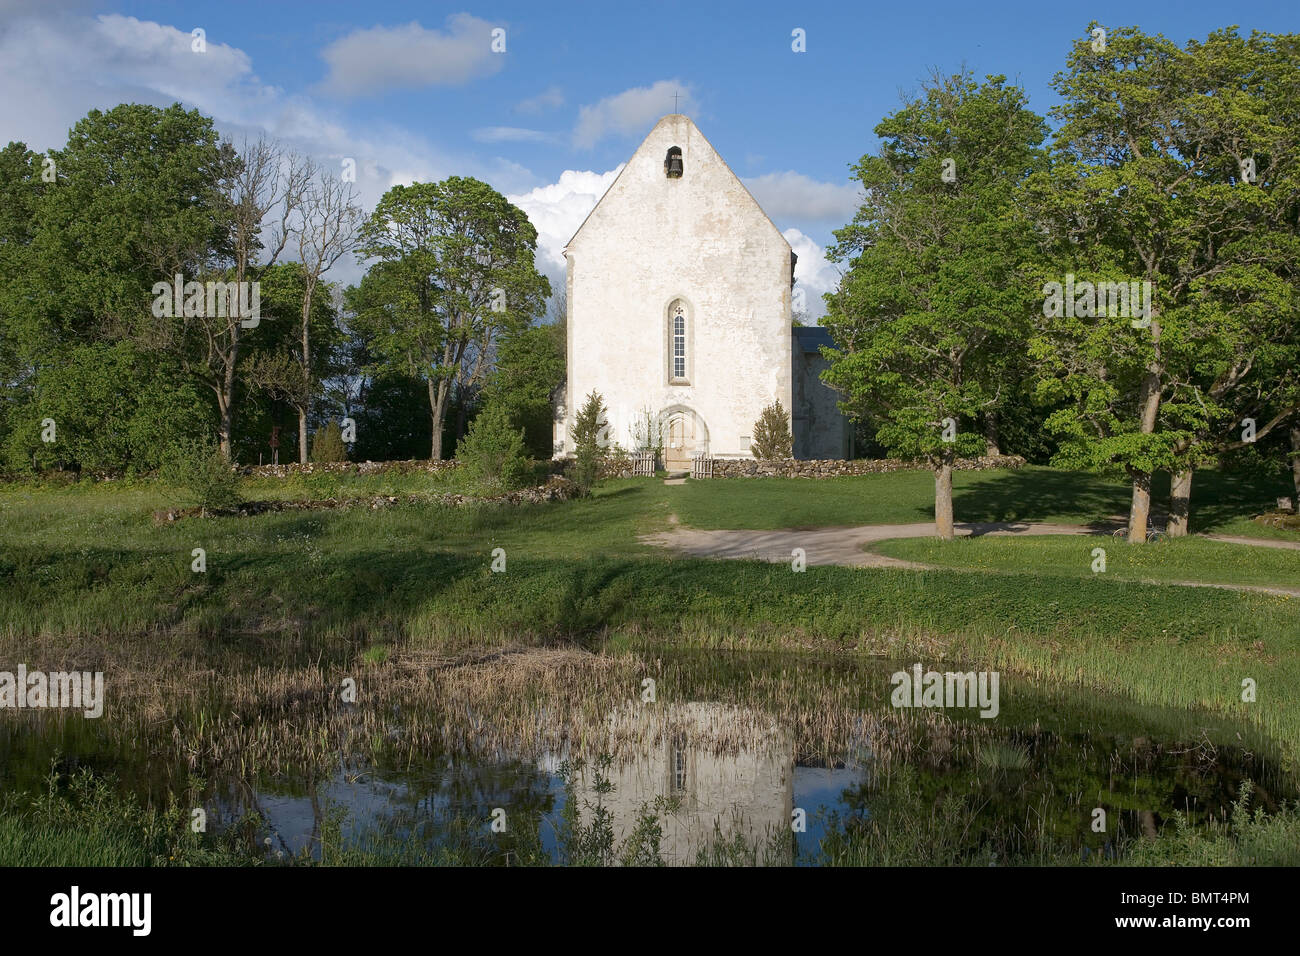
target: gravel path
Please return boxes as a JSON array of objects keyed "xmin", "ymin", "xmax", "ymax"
[{"xmin": 640, "ymin": 520, "xmax": 1300, "ymax": 595}]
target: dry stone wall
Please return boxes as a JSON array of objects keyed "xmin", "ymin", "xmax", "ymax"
[{"xmin": 698, "ymin": 455, "xmax": 1026, "ymax": 478}]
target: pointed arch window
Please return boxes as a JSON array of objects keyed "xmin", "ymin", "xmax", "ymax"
[{"xmin": 667, "ymin": 299, "xmax": 691, "ymax": 385}]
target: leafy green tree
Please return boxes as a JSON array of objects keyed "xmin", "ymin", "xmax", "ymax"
[
  {"xmin": 244, "ymin": 263, "xmax": 345, "ymax": 461},
  {"xmin": 823, "ymin": 72, "xmax": 1048, "ymax": 538},
  {"xmin": 1, "ymin": 105, "xmax": 237, "ymax": 475},
  {"xmin": 483, "ymin": 320, "xmax": 565, "ymax": 459},
  {"xmin": 1157, "ymin": 30, "xmax": 1300, "ymax": 531},
  {"xmin": 0, "ymin": 143, "xmax": 47, "ymax": 417},
  {"xmin": 2, "ymin": 342, "xmax": 209, "ymax": 476},
  {"xmin": 352, "ymin": 177, "xmax": 551, "ymax": 460},
  {"xmin": 310, "ymin": 420, "xmax": 349, "ymax": 463},
  {"xmin": 750, "ymin": 400, "xmax": 793, "ymax": 459},
  {"xmin": 23, "ymin": 103, "xmax": 233, "ymax": 352},
  {"xmin": 1024, "ymin": 25, "xmax": 1294, "ymax": 541},
  {"xmin": 456, "ymin": 402, "xmax": 529, "ymax": 491},
  {"xmin": 570, "ymin": 390, "xmax": 607, "ymax": 496}
]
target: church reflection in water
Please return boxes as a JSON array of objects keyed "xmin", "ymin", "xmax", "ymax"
[{"xmin": 558, "ymin": 702, "xmax": 796, "ymax": 865}]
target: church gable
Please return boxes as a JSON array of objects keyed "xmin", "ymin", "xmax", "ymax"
[
  {"xmin": 558, "ymin": 113, "xmax": 848, "ymax": 465},
  {"xmin": 566, "ymin": 115, "xmax": 790, "ymax": 257}
]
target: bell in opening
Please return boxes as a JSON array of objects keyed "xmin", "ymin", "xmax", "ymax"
[{"xmin": 665, "ymin": 146, "xmax": 683, "ymax": 178}]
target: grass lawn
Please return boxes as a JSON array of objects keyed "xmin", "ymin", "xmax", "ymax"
[
  {"xmin": 873, "ymin": 534, "xmax": 1300, "ymax": 591},
  {"xmin": 666, "ymin": 464, "xmax": 1293, "ymax": 536},
  {"xmin": 2, "ymin": 466, "xmax": 1298, "ymax": 761}
]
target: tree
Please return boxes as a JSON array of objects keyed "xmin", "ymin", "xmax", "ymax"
[
  {"xmin": 0, "ymin": 142, "xmax": 49, "ymax": 458},
  {"xmin": 1024, "ymin": 25, "xmax": 1293, "ymax": 541},
  {"xmin": 483, "ymin": 321, "xmax": 565, "ymax": 458},
  {"xmin": 570, "ymin": 390, "xmax": 607, "ymax": 495},
  {"xmin": 353, "ymin": 177, "xmax": 550, "ymax": 460},
  {"xmin": 310, "ymin": 420, "xmax": 349, "ymax": 463},
  {"xmin": 1, "ymin": 105, "xmax": 234, "ymax": 473},
  {"xmin": 1158, "ymin": 30, "xmax": 1300, "ymax": 532},
  {"xmin": 204, "ymin": 137, "xmax": 309, "ymax": 458},
  {"xmin": 456, "ymin": 402, "xmax": 529, "ymax": 491},
  {"xmin": 244, "ymin": 263, "xmax": 342, "ymax": 461},
  {"xmin": 25, "ymin": 104, "xmax": 232, "ymax": 350},
  {"xmin": 750, "ymin": 400, "xmax": 793, "ymax": 459},
  {"xmin": 286, "ymin": 166, "xmax": 361, "ymax": 463},
  {"xmin": 823, "ymin": 72, "xmax": 1048, "ymax": 539},
  {"xmin": 2, "ymin": 341, "xmax": 208, "ymax": 475}
]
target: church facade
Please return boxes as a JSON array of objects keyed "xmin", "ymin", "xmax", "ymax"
[{"xmin": 554, "ymin": 114, "xmax": 851, "ymax": 468}]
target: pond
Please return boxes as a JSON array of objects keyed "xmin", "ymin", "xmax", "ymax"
[{"xmin": 1, "ymin": 647, "xmax": 1291, "ymax": 866}]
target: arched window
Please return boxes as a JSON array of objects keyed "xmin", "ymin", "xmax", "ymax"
[
  {"xmin": 673, "ymin": 305, "xmax": 686, "ymax": 379},
  {"xmin": 665, "ymin": 146, "xmax": 683, "ymax": 178},
  {"xmin": 667, "ymin": 299, "xmax": 690, "ymax": 384}
]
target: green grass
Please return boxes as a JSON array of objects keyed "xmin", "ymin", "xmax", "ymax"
[
  {"xmin": 2, "ymin": 467, "xmax": 1298, "ymax": 758},
  {"xmin": 665, "ymin": 465, "xmax": 1294, "ymax": 534},
  {"xmin": 874, "ymin": 534, "xmax": 1300, "ymax": 591}
]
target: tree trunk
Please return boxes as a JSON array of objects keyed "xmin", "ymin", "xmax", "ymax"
[
  {"xmin": 216, "ymin": 388, "xmax": 233, "ymax": 461},
  {"xmin": 982, "ymin": 411, "xmax": 1001, "ymax": 457},
  {"xmin": 1291, "ymin": 421, "xmax": 1300, "ymax": 503},
  {"xmin": 1127, "ymin": 469, "xmax": 1152, "ymax": 544},
  {"xmin": 429, "ymin": 378, "xmax": 451, "ymax": 460},
  {"xmin": 1127, "ymin": 358, "xmax": 1163, "ymax": 544},
  {"xmin": 1167, "ymin": 467, "xmax": 1193, "ymax": 537},
  {"xmin": 934, "ymin": 448, "xmax": 955, "ymax": 540},
  {"xmin": 298, "ymin": 281, "xmax": 317, "ymax": 465},
  {"xmin": 218, "ymin": 324, "xmax": 241, "ymax": 460}
]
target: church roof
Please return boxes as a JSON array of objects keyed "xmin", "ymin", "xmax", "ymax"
[{"xmin": 793, "ymin": 325, "xmax": 836, "ymax": 354}]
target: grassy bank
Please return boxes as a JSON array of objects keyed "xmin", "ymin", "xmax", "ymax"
[
  {"xmin": 874, "ymin": 534, "xmax": 1300, "ymax": 591},
  {"xmin": 2, "ymin": 468, "xmax": 1298, "ymax": 759}
]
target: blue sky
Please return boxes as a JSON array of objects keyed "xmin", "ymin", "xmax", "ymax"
[{"xmin": 3, "ymin": 0, "xmax": 1298, "ymax": 308}]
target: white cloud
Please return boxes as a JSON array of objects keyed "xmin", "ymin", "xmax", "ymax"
[
  {"xmin": 0, "ymin": 14, "xmax": 266, "ymax": 149},
  {"xmin": 0, "ymin": 10, "xmax": 547, "ymax": 293},
  {"xmin": 472, "ymin": 126, "xmax": 550, "ymax": 144},
  {"xmin": 515, "ymin": 85, "xmax": 564, "ymax": 114},
  {"xmin": 784, "ymin": 228, "xmax": 841, "ymax": 319},
  {"xmin": 507, "ymin": 167, "xmax": 622, "ymax": 283},
  {"xmin": 317, "ymin": 15, "xmax": 504, "ymax": 98},
  {"xmin": 745, "ymin": 171, "xmax": 861, "ymax": 224},
  {"xmin": 574, "ymin": 80, "xmax": 695, "ymax": 148}
]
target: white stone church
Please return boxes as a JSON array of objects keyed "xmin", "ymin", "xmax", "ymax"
[{"xmin": 553, "ymin": 114, "xmax": 852, "ymax": 469}]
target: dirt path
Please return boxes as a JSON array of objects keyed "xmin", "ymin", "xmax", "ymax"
[{"xmin": 641, "ymin": 520, "xmax": 1300, "ymax": 595}]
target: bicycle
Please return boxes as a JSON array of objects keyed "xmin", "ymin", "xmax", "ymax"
[{"xmin": 1111, "ymin": 526, "xmax": 1166, "ymax": 543}]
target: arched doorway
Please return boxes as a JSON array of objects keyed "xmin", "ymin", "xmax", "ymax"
[{"xmin": 662, "ymin": 408, "xmax": 707, "ymax": 472}]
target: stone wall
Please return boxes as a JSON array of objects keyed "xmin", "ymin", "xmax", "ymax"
[
  {"xmin": 704, "ymin": 454, "xmax": 1027, "ymax": 478},
  {"xmin": 242, "ymin": 459, "xmax": 461, "ymax": 479},
  {"xmin": 154, "ymin": 476, "xmax": 577, "ymax": 522}
]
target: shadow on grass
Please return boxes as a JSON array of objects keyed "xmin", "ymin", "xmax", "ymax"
[
  {"xmin": 952, "ymin": 468, "xmax": 1130, "ymax": 526},
  {"xmin": 953, "ymin": 467, "xmax": 1291, "ymax": 532}
]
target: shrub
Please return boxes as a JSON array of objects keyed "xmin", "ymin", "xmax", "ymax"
[
  {"xmin": 310, "ymin": 421, "xmax": 349, "ymax": 463},
  {"xmin": 750, "ymin": 400, "xmax": 793, "ymax": 459},
  {"xmin": 457, "ymin": 403, "xmax": 529, "ymax": 492},
  {"xmin": 570, "ymin": 390, "xmax": 607, "ymax": 495},
  {"xmin": 631, "ymin": 407, "xmax": 664, "ymax": 460},
  {"xmin": 159, "ymin": 438, "xmax": 241, "ymax": 514}
]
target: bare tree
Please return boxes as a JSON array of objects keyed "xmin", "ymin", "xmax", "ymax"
[
  {"xmin": 287, "ymin": 167, "xmax": 362, "ymax": 462},
  {"xmin": 194, "ymin": 137, "xmax": 309, "ymax": 458}
]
